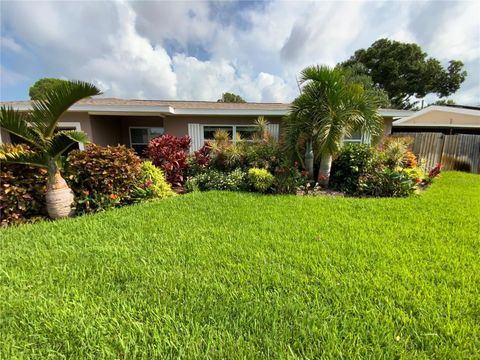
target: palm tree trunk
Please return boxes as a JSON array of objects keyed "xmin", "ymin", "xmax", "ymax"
[
  {"xmin": 45, "ymin": 169, "xmax": 75, "ymax": 219},
  {"xmin": 318, "ymin": 153, "xmax": 332, "ymax": 186},
  {"xmin": 305, "ymin": 141, "xmax": 314, "ymax": 179}
]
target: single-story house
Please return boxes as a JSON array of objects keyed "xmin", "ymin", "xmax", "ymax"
[
  {"xmin": 392, "ymin": 105, "xmax": 480, "ymax": 135},
  {"xmin": 0, "ymin": 98, "xmax": 413, "ymax": 153}
]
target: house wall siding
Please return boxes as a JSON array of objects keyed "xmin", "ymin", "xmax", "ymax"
[{"xmin": 164, "ymin": 115, "xmax": 283, "ymax": 138}]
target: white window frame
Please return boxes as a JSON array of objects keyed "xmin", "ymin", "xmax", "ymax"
[
  {"xmin": 58, "ymin": 121, "xmax": 85, "ymax": 150},
  {"xmin": 129, "ymin": 126, "xmax": 164, "ymax": 148},
  {"xmin": 201, "ymin": 124, "xmax": 258, "ymax": 144}
]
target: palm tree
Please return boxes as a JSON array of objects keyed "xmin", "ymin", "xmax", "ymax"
[
  {"xmin": 0, "ymin": 81, "xmax": 101, "ymax": 218},
  {"xmin": 284, "ymin": 65, "xmax": 383, "ymax": 186}
]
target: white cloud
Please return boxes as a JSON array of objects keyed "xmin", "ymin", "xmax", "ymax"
[
  {"xmin": 0, "ymin": 0, "xmax": 479, "ymax": 105},
  {"xmin": 1, "ymin": 36, "xmax": 23, "ymax": 53},
  {"xmin": 0, "ymin": 65, "xmax": 28, "ymax": 86}
]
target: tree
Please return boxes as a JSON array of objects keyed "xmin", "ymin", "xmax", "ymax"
[
  {"xmin": 284, "ymin": 65, "xmax": 383, "ymax": 186},
  {"xmin": 217, "ymin": 92, "xmax": 246, "ymax": 103},
  {"xmin": 342, "ymin": 39, "xmax": 467, "ymax": 109},
  {"xmin": 0, "ymin": 80, "xmax": 101, "ymax": 218},
  {"xmin": 29, "ymin": 78, "xmax": 70, "ymax": 100},
  {"xmin": 432, "ymin": 99, "xmax": 456, "ymax": 106},
  {"xmin": 338, "ymin": 63, "xmax": 391, "ymax": 108}
]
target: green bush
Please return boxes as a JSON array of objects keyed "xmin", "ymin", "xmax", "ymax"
[
  {"xmin": 185, "ymin": 168, "xmax": 247, "ymax": 192},
  {"xmin": 330, "ymin": 144, "xmax": 377, "ymax": 193},
  {"xmin": 245, "ymin": 139, "xmax": 282, "ymax": 172},
  {"xmin": 272, "ymin": 164, "xmax": 305, "ymax": 194},
  {"xmin": 66, "ymin": 144, "xmax": 142, "ymax": 213},
  {"xmin": 359, "ymin": 168, "xmax": 418, "ymax": 197},
  {"xmin": 133, "ymin": 161, "xmax": 175, "ymax": 200},
  {"xmin": 0, "ymin": 144, "xmax": 48, "ymax": 225},
  {"xmin": 248, "ymin": 168, "xmax": 274, "ymax": 193}
]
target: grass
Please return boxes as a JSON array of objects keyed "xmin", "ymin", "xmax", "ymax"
[{"xmin": 1, "ymin": 171, "xmax": 479, "ymax": 358}]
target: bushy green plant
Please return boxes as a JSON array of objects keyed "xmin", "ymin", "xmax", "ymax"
[
  {"xmin": 330, "ymin": 144, "xmax": 377, "ymax": 193},
  {"xmin": 359, "ymin": 168, "xmax": 417, "ymax": 197},
  {"xmin": 0, "ymin": 144, "xmax": 48, "ymax": 225},
  {"xmin": 244, "ymin": 138, "xmax": 282, "ymax": 172},
  {"xmin": 272, "ymin": 164, "xmax": 306, "ymax": 194},
  {"xmin": 65, "ymin": 144, "xmax": 142, "ymax": 213},
  {"xmin": 248, "ymin": 168, "xmax": 274, "ymax": 193},
  {"xmin": 185, "ymin": 168, "xmax": 247, "ymax": 192},
  {"xmin": 133, "ymin": 161, "xmax": 175, "ymax": 201},
  {"xmin": 381, "ymin": 137, "xmax": 414, "ymax": 169}
]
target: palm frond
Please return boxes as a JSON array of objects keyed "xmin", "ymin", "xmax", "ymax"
[
  {"xmin": 46, "ymin": 130, "xmax": 90, "ymax": 158},
  {"xmin": 30, "ymin": 80, "xmax": 101, "ymax": 137},
  {"xmin": 0, "ymin": 145, "xmax": 48, "ymax": 167},
  {"xmin": 0, "ymin": 107, "xmax": 44, "ymax": 147}
]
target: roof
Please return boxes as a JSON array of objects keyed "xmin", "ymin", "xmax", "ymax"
[
  {"xmin": 393, "ymin": 105, "xmax": 480, "ymax": 128},
  {"xmin": 0, "ymin": 98, "xmax": 414, "ymax": 117}
]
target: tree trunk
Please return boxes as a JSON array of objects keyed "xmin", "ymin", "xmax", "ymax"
[
  {"xmin": 45, "ymin": 169, "xmax": 75, "ymax": 219},
  {"xmin": 318, "ymin": 153, "xmax": 333, "ymax": 187},
  {"xmin": 305, "ymin": 141, "xmax": 314, "ymax": 179}
]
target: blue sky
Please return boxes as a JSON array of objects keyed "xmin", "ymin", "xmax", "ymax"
[{"xmin": 1, "ymin": 0, "xmax": 479, "ymax": 105}]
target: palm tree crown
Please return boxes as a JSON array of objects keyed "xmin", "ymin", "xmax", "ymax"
[
  {"xmin": 0, "ymin": 81, "xmax": 101, "ymax": 182},
  {"xmin": 284, "ymin": 65, "xmax": 383, "ymax": 184}
]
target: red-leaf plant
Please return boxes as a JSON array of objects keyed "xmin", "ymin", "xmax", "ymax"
[{"xmin": 145, "ymin": 134, "xmax": 191, "ymax": 187}]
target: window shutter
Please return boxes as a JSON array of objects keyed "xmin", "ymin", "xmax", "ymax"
[
  {"xmin": 188, "ymin": 123, "xmax": 202, "ymax": 152},
  {"xmin": 267, "ymin": 123, "xmax": 280, "ymax": 140}
]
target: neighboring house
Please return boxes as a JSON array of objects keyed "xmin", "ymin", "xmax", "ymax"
[
  {"xmin": 0, "ymin": 98, "xmax": 413, "ymax": 153},
  {"xmin": 392, "ymin": 105, "xmax": 480, "ymax": 135}
]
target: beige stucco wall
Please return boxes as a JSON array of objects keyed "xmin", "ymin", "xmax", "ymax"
[
  {"xmin": 90, "ymin": 115, "xmax": 122, "ymax": 146},
  {"xmin": 164, "ymin": 115, "xmax": 283, "ymax": 137},
  {"xmin": 402, "ymin": 110, "xmax": 480, "ymax": 126},
  {"xmin": 58, "ymin": 112, "xmax": 93, "ymax": 140},
  {"xmin": 120, "ymin": 116, "xmax": 164, "ymax": 145},
  {"xmin": 383, "ymin": 117, "xmax": 393, "ymax": 136}
]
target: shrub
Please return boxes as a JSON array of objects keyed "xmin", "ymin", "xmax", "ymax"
[
  {"xmin": 273, "ymin": 164, "xmax": 305, "ymax": 194},
  {"xmin": 185, "ymin": 168, "xmax": 247, "ymax": 192},
  {"xmin": 66, "ymin": 144, "xmax": 141, "ymax": 213},
  {"xmin": 244, "ymin": 138, "xmax": 282, "ymax": 172},
  {"xmin": 145, "ymin": 134, "xmax": 191, "ymax": 187},
  {"xmin": 330, "ymin": 144, "xmax": 377, "ymax": 193},
  {"xmin": 359, "ymin": 168, "xmax": 417, "ymax": 197},
  {"xmin": 133, "ymin": 161, "xmax": 175, "ymax": 200},
  {"xmin": 381, "ymin": 137, "xmax": 414, "ymax": 169},
  {"xmin": 0, "ymin": 144, "xmax": 47, "ymax": 225},
  {"xmin": 248, "ymin": 168, "xmax": 274, "ymax": 193}
]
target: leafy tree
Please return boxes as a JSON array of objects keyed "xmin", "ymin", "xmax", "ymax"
[
  {"xmin": 284, "ymin": 66, "xmax": 383, "ymax": 186},
  {"xmin": 0, "ymin": 81, "xmax": 101, "ymax": 218},
  {"xmin": 29, "ymin": 78, "xmax": 69, "ymax": 100},
  {"xmin": 342, "ymin": 39, "xmax": 467, "ymax": 109},
  {"xmin": 217, "ymin": 92, "xmax": 246, "ymax": 103},
  {"xmin": 338, "ymin": 63, "xmax": 391, "ymax": 108},
  {"xmin": 432, "ymin": 99, "xmax": 456, "ymax": 106}
]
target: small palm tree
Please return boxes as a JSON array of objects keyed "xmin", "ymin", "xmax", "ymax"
[
  {"xmin": 0, "ymin": 81, "xmax": 101, "ymax": 218},
  {"xmin": 284, "ymin": 65, "xmax": 383, "ymax": 186}
]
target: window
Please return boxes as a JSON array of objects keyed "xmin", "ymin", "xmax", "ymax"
[
  {"xmin": 130, "ymin": 127, "xmax": 164, "ymax": 154},
  {"xmin": 202, "ymin": 125, "xmax": 258, "ymax": 144},
  {"xmin": 203, "ymin": 126, "xmax": 233, "ymax": 141},
  {"xmin": 343, "ymin": 130, "xmax": 363, "ymax": 144}
]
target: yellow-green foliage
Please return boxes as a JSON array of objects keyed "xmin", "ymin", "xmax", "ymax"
[
  {"xmin": 140, "ymin": 161, "xmax": 175, "ymax": 199},
  {"xmin": 248, "ymin": 167, "xmax": 274, "ymax": 192}
]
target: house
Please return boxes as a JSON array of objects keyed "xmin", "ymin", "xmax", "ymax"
[
  {"xmin": 0, "ymin": 98, "xmax": 413, "ymax": 153},
  {"xmin": 392, "ymin": 105, "xmax": 480, "ymax": 135}
]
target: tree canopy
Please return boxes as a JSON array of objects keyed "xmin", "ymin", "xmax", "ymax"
[
  {"xmin": 217, "ymin": 92, "xmax": 246, "ymax": 103},
  {"xmin": 341, "ymin": 39, "xmax": 467, "ymax": 109},
  {"xmin": 29, "ymin": 78, "xmax": 69, "ymax": 100}
]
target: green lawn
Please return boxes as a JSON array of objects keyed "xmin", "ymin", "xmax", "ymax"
[{"xmin": 1, "ymin": 172, "xmax": 479, "ymax": 358}]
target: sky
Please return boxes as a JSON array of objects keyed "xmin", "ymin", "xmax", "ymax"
[{"xmin": 0, "ymin": 0, "xmax": 479, "ymax": 105}]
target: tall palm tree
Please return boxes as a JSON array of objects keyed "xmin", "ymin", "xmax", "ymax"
[
  {"xmin": 284, "ymin": 65, "xmax": 383, "ymax": 186},
  {"xmin": 0, "ymin": 81, "xmax": 101, "ymax": 218}
]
